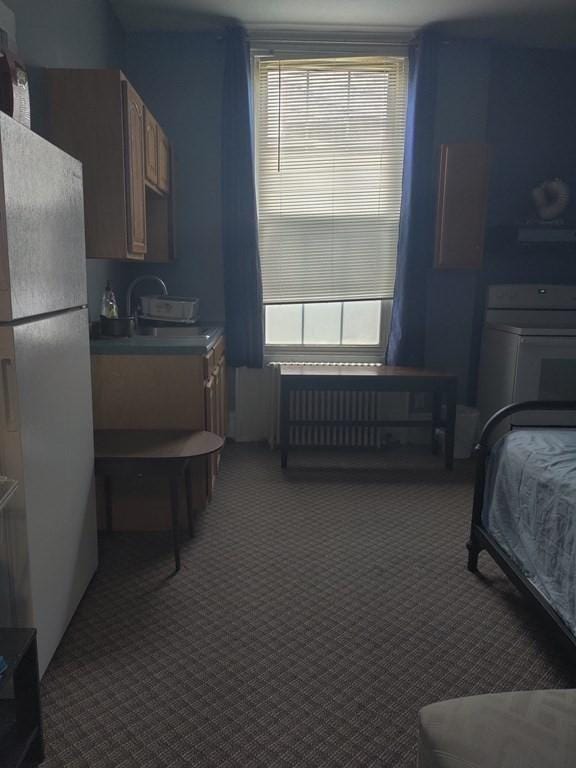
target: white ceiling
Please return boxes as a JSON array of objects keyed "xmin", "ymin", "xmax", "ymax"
[{"xmin": 112, "ymin": 0, "xmax": 576, "ymax": 27}]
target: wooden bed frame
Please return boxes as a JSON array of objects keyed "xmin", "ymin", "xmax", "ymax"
[{"xmin": 467, "ymin": 400, "xmax": 576, "ymax": 653}]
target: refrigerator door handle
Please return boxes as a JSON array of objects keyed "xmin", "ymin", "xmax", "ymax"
[{"xmin": 1, "ymin": 357, "xmax": 18, "ymax": 431}]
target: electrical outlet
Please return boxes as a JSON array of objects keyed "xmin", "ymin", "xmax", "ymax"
[{"xmin": 410, "ymin": 392, "xmax": 432, "ymax": 414}]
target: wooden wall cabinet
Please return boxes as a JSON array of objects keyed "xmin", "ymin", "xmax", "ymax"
[
  {"xmin": 91, "ymin": 338, "xmax": 227, "ymax": 530},
  {"xmin": 434, "ymin": 142, "xmax": 490, "ymax": 270},
  {"xmin": 123, "ymin": 81, "xmax": 147, "ymax": 256},
  {"xmin": 157, "ymin": 127, "xmax": 171, "ymax": 194},
  {"xmin": 145, "ymin": 110, "xmax": 172, "ymax": 195},
  {"xmin": 48, "ymin": 69, "xmax": 173, "ymax": 263},
  {"xmin": 144, "ymin": 107, "xmax": 159, "ymax": 187}
]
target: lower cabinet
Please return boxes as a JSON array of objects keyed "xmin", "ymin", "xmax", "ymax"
[
  {"xmin": 91, "ymin": 337, "xmax": 226, "ymax": 531},
  {"xmin": 204, "ymin": 355, "xmax": 227, "ymax": 496}
]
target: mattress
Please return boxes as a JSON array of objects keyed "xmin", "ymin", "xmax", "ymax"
[{"xmin": 483, "ymin": 428, "xmax": 576, "ymax": 635}]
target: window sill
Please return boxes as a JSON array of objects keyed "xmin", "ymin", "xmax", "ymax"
[{"xmin": 265, "ymin": 345, "xmax": 386, "ymax": 365}]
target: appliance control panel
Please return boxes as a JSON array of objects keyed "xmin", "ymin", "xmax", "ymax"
[{"xmin": 487, "ymin": 284, "xmax": 576, "ymax": 310}]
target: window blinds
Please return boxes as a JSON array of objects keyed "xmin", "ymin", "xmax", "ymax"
[{"xmin": 255, "ymin": 55, "xmax": 408, "ymax": 305}]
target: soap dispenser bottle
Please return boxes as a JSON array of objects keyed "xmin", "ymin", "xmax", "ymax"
[{"xmin": 100, "ymin": 281, "xmax": 119, "ymax": 320}]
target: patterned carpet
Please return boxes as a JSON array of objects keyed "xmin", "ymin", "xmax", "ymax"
[{"xmin": 41, "ymin": 445, "xmax": 576, "ymax": 767}]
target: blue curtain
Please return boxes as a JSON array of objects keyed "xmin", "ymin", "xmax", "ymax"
[
  {"xmin": 221, "ymin": 26, "xmax": 264, "ymax": 368},
  {"xmin": 386, "ymin": 28, "xmax": 440, "ymax": 367}
]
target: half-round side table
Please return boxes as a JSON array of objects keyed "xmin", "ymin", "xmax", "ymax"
[{"xmin": 94, "ymin": 430, "xmax": 225, "ymax": 572}]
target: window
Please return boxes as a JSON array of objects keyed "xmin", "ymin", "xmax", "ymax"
[{"xmin": 254, "ymin": 53, "xmax": 408, "ymax": 357}]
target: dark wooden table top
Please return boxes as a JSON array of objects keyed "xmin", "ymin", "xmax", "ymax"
[
  {"xmin": 94, "ymin": 430, "xmax": 224, "ymax": 461},
  {"xmin": 279, "ymin": 364, "xmax": 455, "ymax": 380}
]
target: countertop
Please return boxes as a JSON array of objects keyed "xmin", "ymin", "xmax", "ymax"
[{"xmin": 90, "ymin": 326, "xmax": 224, "ymax": 356}]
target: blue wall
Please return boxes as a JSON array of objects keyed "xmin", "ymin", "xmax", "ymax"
[
  {"xmin": 124, "ymin": 33, "xmax": 576, "ymax": 394},
  {"xmin": 6, "ymin": 6, "xmax": 576, "ymax": 383},
  {"xmin": 484, "ymin": 46, "xmax": 576, "ymax": 287},
  {"xmin": 425, "ymin": 40, "xmax": 491, "ymax": 400},
  {"xmin": 427, "ymin": 41, "xmax": 576, "ymax": 403},
  {"xmin": 125, "ymin": 29, "xmax": 226, "ymax": 322},
  {"xmin": 8, "ymin": 7, "xmax": 228, "ymax": 320},
  {"xmin": 487, "ymin": 47, "xmax": 576, "ymax": 228},
  {"xmin": 5, "ymin": 0, "xmax": 124, "ymax": 70},
  {"xmin": 5, "ymin": 0, "xmax": 127, "ymax": 318}
]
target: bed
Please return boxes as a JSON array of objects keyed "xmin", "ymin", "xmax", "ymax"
[{"xmin": 467, "ymin": 400, "xmax": 576, "ymax": 650}]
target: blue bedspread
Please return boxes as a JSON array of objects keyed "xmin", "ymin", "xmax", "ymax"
[{"xmin": 483, "ymin": 429, "xmax": 576, "ymax": 634}]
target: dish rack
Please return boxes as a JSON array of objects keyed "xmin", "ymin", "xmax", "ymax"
[{"xmin": 139, "ymin": 295, "xmax": 199, "ymax": 323}]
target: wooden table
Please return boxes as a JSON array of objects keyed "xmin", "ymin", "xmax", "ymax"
[
  {"xmin": 94, "ymin": 430, "xmax": 224, "ymax": 572},
  {"xmin": 279, "ymin": 365, "xmax": 458, "ymax": 470}
]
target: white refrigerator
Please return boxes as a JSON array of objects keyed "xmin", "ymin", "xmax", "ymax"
[{"xmin": 0, "ymin": 113, "xmax": 98, "ymax": 676}]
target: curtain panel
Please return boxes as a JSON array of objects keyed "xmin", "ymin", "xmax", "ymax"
[
  {"xmin": 386, "ymin": 27, "xmax": 440, "ymax": 367},
  {"xmin": 221, "ymin": 25, "xmax": 264, "ymax": 368}
]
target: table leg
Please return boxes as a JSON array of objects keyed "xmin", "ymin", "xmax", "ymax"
[
  {"xmin": 104, "ymin": 476, "xmax": 113, "ymax": 534},
  {"xmin": 431, "ymin": 391, "xmax": 441, "ymax": 455},
  {"xmin": 280, "ymin": 380, "xmax": 290, "ymax": 469},
  {"xmin": 169, "ymin": 477, "xmax": 181, "ymax": 572},
  {"xmin": 185, "ymin": 463, "xmax": 194, "ymax": 538},
  {"xmin": 444, "ymin": 382, "xmax": 457, "ymax": 471}
]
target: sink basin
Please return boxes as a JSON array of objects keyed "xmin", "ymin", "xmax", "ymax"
[
  {"xmin": 137, "ymin": 325, "xmax": 207, "ymax": 338},
  {"xmin": 91, "ymin": 326, "xmax": 222, "ymax": 355},
  {"xmin": 133, "ymin": 326, "xmax": 222, "ymax": 347}
]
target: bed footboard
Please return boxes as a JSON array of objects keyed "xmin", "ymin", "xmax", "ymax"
[{"xmin": 468, "ymin": 399, "xmax": 576, "ymax": 651}]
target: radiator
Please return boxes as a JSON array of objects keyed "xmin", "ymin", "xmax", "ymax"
[
  {"xmin": 266, "ymin": 362, "xmax": 409, "ymax": 448},
  {"xmin": 232, "ymin": 363, "xmax": 412, "ymax": 447},
  {"xmin": 287, "ymin": 388, "xmax": 398, "ymax": 448}
]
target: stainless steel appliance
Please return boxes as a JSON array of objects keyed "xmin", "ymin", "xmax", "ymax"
[
  {"xmin": 0, "ymin": 29, "xmax": 29, "ymax": 128},
  {"xmin": 477, "ymin": 284, "xmax": 576, "ymax": 430},
  {"xmin": 0, "ymin": 113, "xmax": 97, "ymax": 676}
]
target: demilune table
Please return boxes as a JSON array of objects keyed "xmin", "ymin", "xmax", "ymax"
[
  {"xmin": 279, "ymin": 364, "xmax": 458, "ymax": 469},
  {"xmin": 94, "ymin": 430, "xmax": 224, "ymax": 572}
]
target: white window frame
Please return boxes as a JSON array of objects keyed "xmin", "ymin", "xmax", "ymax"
[
  {"xmin": 263, "ymin": 299, "xmax": 393, "ymax": 364},
  {"xmin": 252, "ymin": 41, "xmax": 407, "ymax": 364}
]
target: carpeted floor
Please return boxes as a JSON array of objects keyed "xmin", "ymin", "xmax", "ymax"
[{"xmin": 41, "ymin": 445, "xmax": 576, "ymax": 767}]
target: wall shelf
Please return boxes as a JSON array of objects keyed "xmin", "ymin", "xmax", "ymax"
[{"xmin": 487, "ymin": 224, "xmax": 576, "ymax": 253}]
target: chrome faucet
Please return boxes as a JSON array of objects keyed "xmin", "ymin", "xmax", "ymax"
[{"xmin": 126, "ymin": 275, "xmax": 168, "ymax": 318}]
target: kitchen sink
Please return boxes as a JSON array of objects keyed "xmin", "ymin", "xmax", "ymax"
[
  {"xmin": 134, "ymin": 325, "xmax": 221, "ymax": 346},
  {"xmin": 137, "ymin": 325, "xmax": 207, "ymax": 338}
]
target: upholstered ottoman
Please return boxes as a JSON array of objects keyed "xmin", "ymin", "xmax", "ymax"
[{"xmin": 419, "ymin": 689, "xmax": 576, "ymax": 768}]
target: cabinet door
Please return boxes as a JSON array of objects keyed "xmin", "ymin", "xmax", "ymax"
[
  {"xmin": 157, "ymin": 127, "xmax": 171, "ymax": 194},
  {"xmin": 212, "ymin": 364, "xmax": 221, "ymax": 477},
  {"xmin": 215, "ymin": 358, "xmax": 227, "ymax": 473},
  {"xmin": 434, "ymin": 143, "xmax": 489, "ymax": 269},
  {"xmin": 91, "ymin": 354, "xmax": 206, "ymax": 430},
  {"xmin": 204, "ymin": 372, "xmax": 216, "ymax": 432},
  {"xmin": 204, "ymin": 371, "xmax": 216, "ymax": 497},
  {"xmin": 47, "ymin": 69, "xmax": 129, "ymax": 261},
  {"xmin": 122, "ymin": 81, "xmax": 147, "ymax": 256},
  {"xmin": 218, "ymin": 357, "xmax": 227, "ymax": 437},
  {"xmin": 144, "ymin": 108, "xmax": 159, "ymax": 186}
]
